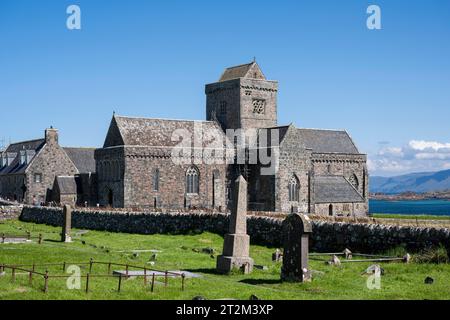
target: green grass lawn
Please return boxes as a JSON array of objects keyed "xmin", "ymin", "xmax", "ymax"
[
  {"xmin": 1, "ymin": 220, "xmax": 450, "ymax": 300},
  {"xmin": 372, "ymin": 214, "xmax": 450, "ymax": 220}
]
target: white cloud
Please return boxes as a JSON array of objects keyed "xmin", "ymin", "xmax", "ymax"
[
  {"xmin": 369, "ymin": 139, "xmax": 450, "ymax": 176},
  {"xmin": 378, "ymin": 147, "xmax": 404, "ymax": 158},
  {"xmin": 409, "ymin": 140, "xmax": 450, "ymax": 152}
]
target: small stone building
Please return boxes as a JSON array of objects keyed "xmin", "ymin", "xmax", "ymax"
[
  {"xmin": 51, "ymin": 176, "xmax": 79, "ymax": 207},
  {"xmin": 52, "ymin": 148, "xmax": 97, "ymax": 206},
  {"xmin": 0, "ymin": 129, "xmax": 97, "ymax": 206}
]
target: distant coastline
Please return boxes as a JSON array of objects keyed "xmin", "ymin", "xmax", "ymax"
[{"xmin": 370, "ymin": 191, "xmax": 450, "ymax": 201}]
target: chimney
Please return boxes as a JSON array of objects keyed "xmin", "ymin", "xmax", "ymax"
[{"xmin": 45, "ymin": 127, "xmax": 59, "ymax": 145}]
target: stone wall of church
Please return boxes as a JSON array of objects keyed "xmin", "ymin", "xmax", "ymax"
[
  {"xmin": 314, "ymin": 202, "xmax": 367, "ymax": 217},
  {"xmin": 238, "ymin": 78, "xmax": 278, "ymax": 129},
  {"xmin": 276, "ymin": 148, "xmax": 313, "ymax": 213},
  {"xmin": 274, "ymin": 128, "xmax": 313, "ymax": 213},
  {"xmin": 123, "ymin": 146, "xmax": 227, "ymax": 210},
  {"xmin": 95, "ymin": 147, "xmax": 125, "ymax": 208},
  {"xmin": 311, "ymin": 153, "xmax": 369, "ymax": 216},
  {"xmin": 312, "ymin": 153, "xmax": 368, "ymax": 197},
  {"xmin": 206, "ymin": 79, "xmax": 242, "ymax": 130}
]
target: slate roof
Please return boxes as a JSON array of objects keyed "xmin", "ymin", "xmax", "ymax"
[
  {"xmin": 218, "ymin": 62, "xmax": 265, "ymax": 82},
  {"xmin": 108, "ymin": 115, "xmax": 229, "ymax": 148},
  {"xmin": 55, "ymin": 176, "xmax": 79, "ymax": 195},
  {"xmin": 257, "ymin": 126, "xmax": 290, "ymax": 147},
  {"xmin": 63, "ymin": 147, "xmax": 96, "ymax": 174},
  {"xmin": 0, "ymin": 139, "xmax": 45, "ymax": 175},
  {"xmin": 296, "ymin": 128, "xmax": 359, "ymax": 154},
  {"xmin": 314, "ymin": 176, "xmax": 365, "ymax": 203}
]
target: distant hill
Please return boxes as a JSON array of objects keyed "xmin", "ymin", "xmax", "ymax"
[{"xmin": 370, "ymin": 169, "xmax": 450, "ymax": 194}]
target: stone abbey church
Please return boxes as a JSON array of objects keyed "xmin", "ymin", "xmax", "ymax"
[{"xmin": 0, "ymin": 62, "xmax": 368, "ymax": 216}]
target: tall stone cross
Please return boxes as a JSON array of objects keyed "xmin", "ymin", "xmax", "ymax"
[
  {"xmin": 61, "ymin": 205, "xmax": 72, "ymax": 243},
  {"xmin": 217, "ymin": 175, "xmax": 254, "ymax": 274},
  {"xmin": 281, "ymin": 213, "xmax": 312, "ymax": 282}
]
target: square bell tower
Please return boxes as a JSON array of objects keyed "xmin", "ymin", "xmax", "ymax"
[{"xmin": 205, "ymin": 62, "xmax": 278, "ymax": 131}]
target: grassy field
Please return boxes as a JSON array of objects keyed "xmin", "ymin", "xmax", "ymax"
[
  {"xmin": 1, "ymin": 220, "xmax": 450, "ymax": 300},
  {"xmin": 372, "ymin": 213, "xmax": 450, "ymax": 220}
]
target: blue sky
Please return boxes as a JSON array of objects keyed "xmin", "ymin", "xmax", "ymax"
[{"xmin": 1, "ymin": 0, "xmax": 450, "ymax": 176}]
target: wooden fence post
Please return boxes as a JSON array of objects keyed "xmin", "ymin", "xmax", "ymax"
[
  {"xmin": 151, "ymin": 273, "xmax": 155, "ymax": 292},
  {"xmin": 144, "ymin": 267, "xmax": 147, "ymax": 286},
  {"xmin": 89, "ymin": 258, "xmax": 93, "ymax": 273},
  {"xmin": 38, "ymin": 234, "xmax": 43, "ymax": 244},
  {"xmin": 29, "ymin": 271, "xmax": 33, "ymax": 285},
  {"xmin": 117, "ymin": 274, "xmax": 122, "ymax": 292},
  {"xmin": 43, "ymin": 270, "xmax": 49, "ymax": 293},
  {"xmin": 164, "ymin": 271, "xmax": 168, "ymax": 287},
  {"xmin": 85, "ymin": 273, "xmax": 90, "ymax": 293},
  {"xmin": 11, "ymin": 267, "xmax": 16, "ymax": 282},
  {"xmin": 181, "ymin": 273, "xmax": 185, "ymax": 291}
]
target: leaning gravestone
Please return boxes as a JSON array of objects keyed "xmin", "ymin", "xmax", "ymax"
[
  {"xmin": 216, "ymin": 175, "xmax": 254, "ymax": 274},
  {"xmin": 281, "ymin": 213, "xmax": 312, "ymax": 282},
  {"xmin": 61, "ymin": 205, "xmax": 72, "ymax": 243}
]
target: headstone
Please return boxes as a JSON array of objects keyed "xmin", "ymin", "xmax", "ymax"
[
  {"xmin": 403, "ymin": 253, "xmax": 411, "ymax": 263},
  {"xmin": 363, "ymin": 264, "xmax": 385, "ymax": 275},
  {"xmin": 327, "ymin": 255, "xmax": 341, "ymax": 266},
  {"xmin": 343, "ymin": 248, "xmax": 352, "ymax": 260},
  {"xmin": 216, "ymin": 175, "xmax": 254, "ymax": 274},
  {"xmin": 61, "ymin": 205, "xmax": 72, "ymax": 243},
  {"xmin": 424, "ymin": 276, "xmax": 434, "ymax": 284},
  {"xmin": 272, "ymin": 249, "xmax": 283, "ymax": 262},
  {"xmin": 281, "ymin": 213, "xmax": 312, "ymax": 282}
]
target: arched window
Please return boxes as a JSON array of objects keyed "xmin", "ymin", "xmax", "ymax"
[
  {"xmin": 349, "ymin": 174, "xmax": 359, "ymax": 190},
  {"xmin": 111, "ymin": 161, "xmax": 117, "ymax": 180},
  {"xmin": 288, "ymin": 175, "xmax": 299, "ymax": 202},
  {"xmin": 329, "ymin": 204, "xmax": 333, "ymax": 216},
  {"xmin": 186, "ymin": 166, "xmax": 199, "ymax": 194},
  {"xmin": 105, "ymin": 162, "xmax": 111, "ymax": 181},
  {"xmin": 153, "ymin": 169, "xmax": 160, "ymax": 192}
]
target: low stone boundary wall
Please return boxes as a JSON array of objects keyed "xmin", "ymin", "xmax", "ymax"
[
  {"xmin": 0, "ymin": 204, "xmax": 23, "ymax": 221},
  {"xmin": 19, "ymin": 206, "xmax": 450, "ymax": 255}
]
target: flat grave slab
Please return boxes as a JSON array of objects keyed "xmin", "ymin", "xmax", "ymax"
[
  {"xmin": 1, "ymin": 238, "xmax": 32, "ymax": 244},
  {"xmin": 112, "ymin": 270, "xmax": 203, "ymax": 278}
]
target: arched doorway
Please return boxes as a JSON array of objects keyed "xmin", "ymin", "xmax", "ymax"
[
  {"xmin": 107, "ymin": 189, "xmax": 113, "ymax": 207},
  {"xmin": 329, "ymin": 204, "xmax": 333, "ymax": 216}
]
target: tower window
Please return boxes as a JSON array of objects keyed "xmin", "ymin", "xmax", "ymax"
[
  {"xmin": 219, "ymin": 101, "xmax": 227, "ymax": 115},
  {"xmin": 252, "ymin": 99, "xmax": 266, "ymax": 114},
  {"xmin": 186, "ymin": 166, "xmax": 199, "ymax": 194}
]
